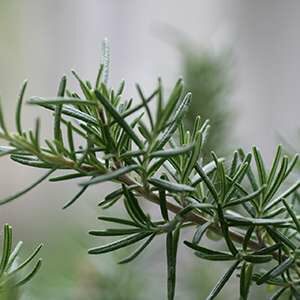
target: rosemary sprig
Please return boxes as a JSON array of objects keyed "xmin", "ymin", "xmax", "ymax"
[{"xmin": 0, "ymin": 47, "xmax": 300, "ymax": 300}]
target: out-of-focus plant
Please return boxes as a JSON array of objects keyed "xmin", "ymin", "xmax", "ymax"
[
  {"xmin": 0, "ymin": 44, "xmax": 300, "ymax": 299},
  {"xmin": 182, "ymin": 48, "xmax": 232, "ymax": 158}
]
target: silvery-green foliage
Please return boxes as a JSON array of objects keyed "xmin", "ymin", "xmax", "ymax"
[{"xmin": 0, "ymin": 48, "xmax": 300, "ymax": 299}]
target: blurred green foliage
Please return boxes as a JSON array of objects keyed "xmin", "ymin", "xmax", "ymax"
[{"xmin": 182, "ymin": 48, "xmax": 232, "ymax": 159}]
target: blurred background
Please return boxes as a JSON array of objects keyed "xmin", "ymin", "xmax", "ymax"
[{"xmin": 0, "ymin": 0, "xmax": 300, "ymax": 299}]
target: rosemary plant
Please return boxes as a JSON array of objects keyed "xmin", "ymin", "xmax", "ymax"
[
  {"xmin": 0, "ymin": 46, "xmax": 300, "ymax": 299},
  {"xmin": 182, "ymin": 47, "xmax": 232, "ymax": 158},
  {"xmin": 0, "ymin": 224, "xmax": 42, "ymax": 296}
]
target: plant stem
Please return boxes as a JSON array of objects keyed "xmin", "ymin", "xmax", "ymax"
[{"xmin": 119, "ymin": 174, "xmax": 262, "ymax": 252}]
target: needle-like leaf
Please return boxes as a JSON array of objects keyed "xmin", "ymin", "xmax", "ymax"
[
  {"xmin": 240, "ymin": 262, "xmax": 253, "ymax": 300},
  {"xmin": 0, "ymin": 169, "xmax": 55, "ymax": 205},
  {"xmin": 256, "ymin": 257, "xmax": 295, "ymax": 285},
  {"xmin": 88, "ymin": 232, "xmax": 152, "ymax": 255},
  {"xmin": 118, "ymin": 233, "xmax": 156, "ymax": 264},
  {"xmin": 80, "ymin": 165, "xmax": 139, "ymax": 186},
  {"xmin": 148, "ymin": 177, "xmax": 195, "ymax": 193},
  {"xmin": 95, "ymin": 90, "xmax": 144, "ymax": 149},
  {"xmin": 149, "ymin": 143, "xmax": 194, "ymax": 158},
  {"xmin": 16, "ymin": 80, "xmax": 28, "ymax": 135},
  {"xmin": 206, "ymin": 260, "xmax": 240, "ymax": 300}
]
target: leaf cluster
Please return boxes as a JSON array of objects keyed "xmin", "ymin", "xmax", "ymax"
[
  {"xmin": 0, "ymin": 46, "xmax": 300, "ymax": 299},
  {"xmin": 0, "ymin": 224, "xmax": 42, "ymax": 294}
]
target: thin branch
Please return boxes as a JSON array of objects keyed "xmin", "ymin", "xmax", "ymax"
[{"xmin": 119, "ymin": 174, "xmax": 261, "ymax": 251}]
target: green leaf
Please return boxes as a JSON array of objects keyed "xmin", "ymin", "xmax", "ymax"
[
  {"xmin": 238, "ymin": 149, "xmax": 259, "ymax": 191},
  {"xmin": 0, "ymin": 146, "xmax": 17, "ymax": 157},
  {"xmin": 99, "ymin": 186, "xmax": 140, "ymax": 208},
  {"xmin": 216, "ymin": 205, "xmax": 238, "ymax": 255},
  {"xmin": 29, "ymin": 98, "xmax": 98, "ymax": 106},
  {"xmin": 264, "ymin": 156, "xmax": 288, "ymax": 204},
  {"xmin": 116, "ymin": 80, "xmax": 125, "ymax": 96},
  {"xmin": 80, "ymin": 165, "xmax": 139, "ymax": 186},
  {"xmin": 98, "ymin": 188, "xmax": 123, "ymax": 207},
  {"xmin": 8, "ymin": 243, "xmax": 43, "ymax": 275},
  {"xmin": 256, "ymin": 257, "xmax": 295, "ymax": 285},
  {"xmin": 122, "ymin": 184, "xmax": 150, "ymax": 226},
  {"xmin": 224, "ymin": 186, "xmax": 265, "ymax": 208},
  {"xmin": 95, "ymin": 90, "xmax": 144, "ymax": 149},
  {"xmin": 149, "ymin": 143, "xmax": 194, "ymax": 158},
  {"xmin": 53, "ymin": 76, "xmax": 67, "ymax": 152},
  {"xmin": 33, "ymin": 118, "xmax": 41, "ymax": 150},
  {"xmin": 120, "ymin": 150, "xmax": 146, "ymax": 159},
  {"xmin": 62, "ymin": 105, "xmax": 98, "ymax": 125},
  {"xmin": 252, "ymin": 146, "xmax": 267, "ymax": 186},
  {"xmin": 192, "ymin": 221, "xmax": 212, "ymax": 244},
  {"xmin": 115, "ymin": 89, "xmax": 158, "ymax": 124},
  {"xmin": 225, "ymin": 214, "xmax": 288, "ymax": 226},
  {"xmin": 97, "ymin": 216, "xmax": 141, "ymax": 228},
  {"xmin": 62, "ymin": 177, "xmax": 95, "ymax": 209},
  {"xmin": 71, "ymin": 70, "xmax": 93, "ymax": 99},
  {"xmin": 211, "ymin": 152, "xmax": 226, "ymax": 201},
  {"xmin": 269, "ymin": 287, "xmax": 288, "ymax": 300},
  {"xmin": 0, "ymin": 169, "xmax": 55, "ymax": 205},
  {"xmin": 10, "ymin": 153, "xmax": 53, "ymax": 169},
  {"xmin": 253, "ymin": 243, "xmax": 282, "ymax": 255},
  {"xmin": 156, "ymin": 78, "xmax": 183, "ymax": 131},
  {"xmin": 15, "ymin": 259, "xmax": 42, "ymax": 287},
  {"xmin": 194, "ymin": 162, "xmax": 219, "ymax": 202},
  {"xmin": 191, "ymin": 159, "xmax": 220, "ymax": 186},
  {"xmin": 6, "ymin": 241, "xmax": 23, "ymax": 271},
  {"xmin": 88, "ymin": 232, "xmax": 152, "ymax": 255},
  {"xmin": 153, "ymin": 93, "xmax": 191, "ymax": 151},
  {"xmin": 191, "ymin": 115, "xmax": 201, "ymax": 141},
  {"xmin": 184, "ymin": 241, "xmax": 235, "ymax": 261},
  {"xmin": 267, "ymin": 145, "xmax": 282, "ymax": 186},
  {"xmin": 156, "ymin": 77, "xmax": 163, "ymax": 123},
  {"xmin": 206, "ymin": 260, "xmax": 240, "ymax": 300},
  {"xmin": 148, "ymin": 177, "xmax": 195, "ymax": 193},
  {"xmin": 95, "ymin": 64, "xmax": 104, "ymax": 89},
  {"xmin": 224, "ymin": 157, "xmax": 251, "ymax": 203},
  {"xmin": 50, "ymin": 172, "xmax": 89, "ymax": 182},
  {"xmin": 265, "ymin": 180, "xmax": 300, "ymax": 210},
  {"xmin": 175, "ymin": 204, "xmax": 195, "ymax": 218},
  {"xmin": 240, "ymin": 262, "xmax": 253, "ymax": 300},
  {"xmin": 166, "ymin": 227, "xmax": 180, "ymax": 300},
  {"xmin": 136, "ymin": 84, "xmax": 154, "ymax": 129},
  {"xmin": 118, "ymin": 233, "xmax": 156, "ymax": 264},
  {"xmin": 266, "ymin": 226, "xmax": 296, "ymax": 250},
  {"xmin": 243, "ymin": 254, "xmax": 272, "ymax": 264},
  {"xmin": 229, "ymin": 151, "xmax": 238, "ymax": 178},
  {"xmin": 182, "ymin": 131, "xmax": 202, "ymax": 183},
  {"xmin": 35, "ymin": 102, "xmax": 98, "ymax": 126},
  {"xmin": 89, "ymin": 228, "xmax": 143, "ymax": 236},
  {"xmin": 158, "ymin": 175, "xmax": 169, "ymax": 221},
  {"xmin": 281, "ymin": 198, "xmax": 300, "ymax": 232},
  {"xmin": 242, "ymin": 226, "xmax": 255, "ymax": 251},
  {"xmin": 137, "ymin": 121, "xmax": 152, "ymax": 142},
  {"xmin": 16, "ymin": 80, "xmax": 28, "ymax": 135},
  {"xmin": 0, "ymin": 224, "xmax": 12, "ymax": 275},
  {"xmin": 284, "ymin": 153, "xmax": 299, "ymax": 181},
  {"xmin": 264, "ymin": 206, "xmax": 286, "ymax": 218}
]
